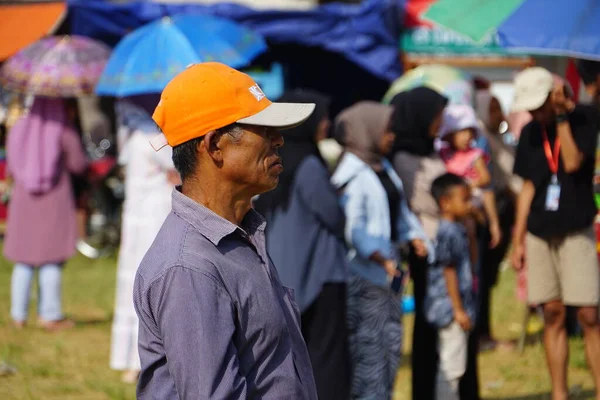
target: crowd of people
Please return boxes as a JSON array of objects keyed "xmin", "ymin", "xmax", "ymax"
[{"xmin": 2, "ymin": 60, "xmax": 600, "ymax": 400}]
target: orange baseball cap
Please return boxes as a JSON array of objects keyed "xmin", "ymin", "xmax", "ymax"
[{"xmin": 150, "ymin": 62, "xmax": 315, "ymax": 150}]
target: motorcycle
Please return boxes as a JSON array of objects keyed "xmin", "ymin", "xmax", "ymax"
[{"xmin": 76, "ymin": 137, "xmax": 124, "ymax": 259}]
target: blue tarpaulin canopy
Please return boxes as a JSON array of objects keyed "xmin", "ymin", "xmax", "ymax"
[
  {"xmin": 497, "ymin": 0, "xmax": 600, "ymax": 60},
  {"xmin": 67, "ymin": 0, "xmax": 403, "ymax": 82}
]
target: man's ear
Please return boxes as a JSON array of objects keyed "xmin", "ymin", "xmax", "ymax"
[{"xmin": 201, "ymin": 130, "xmax": 224, "ymax": 164}]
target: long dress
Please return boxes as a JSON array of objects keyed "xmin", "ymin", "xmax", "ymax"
[
  {"xmin": 4, "ymin": 126, "xmax": 87, "ymax": 266},
  {"xmin": 109, "ymin": 131, "xmax": 174, "ymax": 371}
]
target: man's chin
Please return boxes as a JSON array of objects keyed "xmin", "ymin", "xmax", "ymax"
[{"xmin": 257, "ymin": 177, "xmax": 280, "ymax": 195}]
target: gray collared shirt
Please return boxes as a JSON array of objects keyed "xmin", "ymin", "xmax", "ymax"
[{"xmin": 133, "ymin": 189, "xmax": 317, "ymax": 399}]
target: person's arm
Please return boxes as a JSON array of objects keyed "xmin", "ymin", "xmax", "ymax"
[
  {"xmin": 510, "ymin": 122, "xmax": 536, "ymax": 270},
  {"xmin": 557, "ymin": 121, "xmax": 585, "ymax": 173},
  {"xmin": 482, "ymin": 190, "xmax": 501, "ymax": 248},
  {"xmin": 471, "ymin": 157, "xmax": 492, "ymax": 188},
  {"xmin": 342, "ymin": 179, "xmax": 397, "ymax": 277},
  {"xmin": 553, "ymin": 85, "xmax": 588, "ymax": 173},
  {"xmin": 443, "ymin": 266, "xmax": 471, "ymax": 331},
  {"xmin": 296, "ymin": 157, "xmax": 345, "ymax": 237},
  {"xmin": 62, "ymin": 127, "xmax": 88, "ymax": 175},
  {"xmin": 152, "ymin": 266, "xmax": 247, "ymax": 398},
  {"xmin": 369, "ymin": 251, "xmax": 400, "ymax": 278},
  {"xmin": 511, "ymin": 180, "xmax": 535, "ymax": 270},
  {"xmin": 396, "ymin": 178, "xmax": 429, "ymax": 259}
]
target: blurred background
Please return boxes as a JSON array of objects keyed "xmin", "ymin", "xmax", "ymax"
[{"xmin": 1, "ymin": 0, "xmax": 600, "ymax": 399}]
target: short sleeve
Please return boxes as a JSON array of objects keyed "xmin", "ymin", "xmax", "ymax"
[
  {"xmin": 571, "ymin": 105, "xmax": 599, "ymax": 159},
  {"xmin": 435, "ymin": 226, "xmax": 459, "ymax": 268}
]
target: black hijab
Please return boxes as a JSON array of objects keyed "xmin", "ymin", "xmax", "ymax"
[
  {"xmin": 254, "ymin": 89, "xmax": 331, "ymax": 214},
  {"xmin": 389, "ymin": 87, "xmax": 448, "ymax": 156}
]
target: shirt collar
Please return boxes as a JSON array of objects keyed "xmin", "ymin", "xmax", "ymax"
[{"xmin": 171, "ymin": 189, "xmax": 266, "ymax": 246}]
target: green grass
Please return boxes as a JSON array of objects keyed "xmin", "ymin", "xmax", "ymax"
[
  {"xmin": 395, "ymin": 261, "xmax": 596, "ymax": 399},
  {"xmin": 0, "ymin": 253, "xmax": 136, "ymax": 400},
  {"xmin": 0, "ymin": 254, "xmax": 595, "ymax": 399}
]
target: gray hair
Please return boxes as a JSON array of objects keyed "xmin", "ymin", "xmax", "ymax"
[
  {"xmin": 171, "ymin": 123, "xmax": 245, "ymax": 181},
  {"xmin": 218, "ymin": 123, "xmax": 244, "ymax": 143}
]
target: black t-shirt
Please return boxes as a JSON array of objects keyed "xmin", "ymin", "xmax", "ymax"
[
  {"xmin": 376, "ymin": 171, "xmax": 401, "ymax": 241},
  {"xmin": 513, "ymin": 105, "xmax": 599, "ymax": 238}
]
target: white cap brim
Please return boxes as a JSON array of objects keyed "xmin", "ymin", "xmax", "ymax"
[
  {"xmin": 150, "ymin": 134, "xmax": 169, "ymax": 151},
  {"xmin": 236, "ymin": 102, "xmax": 316, "ymax": 129},
  {"xmin": 511, "ymin": 92, "xmax": 549, "ymax": 113}
]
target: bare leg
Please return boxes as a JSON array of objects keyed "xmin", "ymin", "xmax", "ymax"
[
  {"xmin": 576, "ymin": 306, "xmax": 600, "ymax": 400},
  {"xmin": 542, "ymin": 300, "xmax": 568, "ymax": 400}
]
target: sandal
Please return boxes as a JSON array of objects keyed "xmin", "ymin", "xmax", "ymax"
[{"xmin": 39, "ymin": 319, "xmax": 75, "ymax": 332}]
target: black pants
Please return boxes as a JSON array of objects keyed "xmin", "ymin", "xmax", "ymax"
[
  {"xmin": 408, "ymin": 251, "xmax": 437, "ymax": 400},
  {"xmin": 300, "ymin": 283, "xmax": 350, "ymax": 400},
  {"xmin": 459, "ymin": 332, "xmax": 481, "ymax": 400},
  {"xmin": 477, "ymin": 190, "xmax": 515, "ymax": 338}
]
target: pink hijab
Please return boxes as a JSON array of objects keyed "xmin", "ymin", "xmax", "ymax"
[{"xmin": 7, "ymin": 97, "xmax": 69, "ymax": 194}]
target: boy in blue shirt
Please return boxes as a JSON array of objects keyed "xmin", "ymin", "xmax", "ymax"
[{"xmin": 425, "ymin": 173, "xmax": 477, "ymax": 400}]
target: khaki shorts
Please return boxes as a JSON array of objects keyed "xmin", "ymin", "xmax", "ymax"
[{"xmin": 526, "ymin": 226, "xmax": 600, "ymax": 306}]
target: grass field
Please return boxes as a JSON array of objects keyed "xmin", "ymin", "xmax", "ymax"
[{"xmin": 0, "ymin": 253, "xmax": 595, "ymax": 399}]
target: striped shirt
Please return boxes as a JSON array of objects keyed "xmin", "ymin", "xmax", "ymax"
[{"xmin": 133, "ymin": 189, "xmax": 317, "ymax": 399}]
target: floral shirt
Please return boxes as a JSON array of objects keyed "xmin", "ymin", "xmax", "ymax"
[{"xmin": 424, "ymin": 219, "xmax": 476, "ymax": 329}]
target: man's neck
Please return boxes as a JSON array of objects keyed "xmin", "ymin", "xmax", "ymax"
[{"xmin": 182, "ymin": 179, "xmax": 252, "ymax": 226}]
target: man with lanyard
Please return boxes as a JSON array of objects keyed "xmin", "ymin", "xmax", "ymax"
[{"xmin": 511, "ymin": 67, "xmax": 600, "ymax": 400}]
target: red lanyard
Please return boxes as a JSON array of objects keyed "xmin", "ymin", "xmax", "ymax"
[{"xmin": 542, "ymin": 128, "xmax": 561, "ymax": 174}]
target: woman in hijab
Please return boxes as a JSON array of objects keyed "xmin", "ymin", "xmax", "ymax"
[
  {"xmin": 331, "ymin": 101, "xmax": 429, "ymax": 399},
  {"xmin": 474, "ymin": 90, "xmax": 522, "ymax": 351},
  {"xmin": 254, "ymin": 90, "xmax": 350, "ymax": 400},
  {"xmin": 5, "ymin": 97, "xmax": 88, "ymax": 331},
  {"xmin": 388, "ymin": 87, "xmax": 448, "ymax": 400},
  {"xmin": 110, "ymin": 97, "xmax": 178, "ymax": 383}
]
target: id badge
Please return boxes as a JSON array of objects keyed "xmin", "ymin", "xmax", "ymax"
[{"xmin": 545, "ymin": 175, "xmax": 561, "ymax": 211}]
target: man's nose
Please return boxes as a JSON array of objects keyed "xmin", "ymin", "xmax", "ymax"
[{"xmin": 271, "ymin": 130, "xmax": 284, "ymax": 148}]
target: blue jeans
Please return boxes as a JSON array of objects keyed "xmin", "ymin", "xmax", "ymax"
[{"xmin": 11, "ymin": 263, "xmax": 64, "ymax": 322}]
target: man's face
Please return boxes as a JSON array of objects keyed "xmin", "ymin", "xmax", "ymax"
[
  {"xmin": 530, "ymin": 96, "xmax": 554, "ymax": 125},
  {"xmin": 220, "ymin": 125, "xmax": 284, "ymax": 195}
]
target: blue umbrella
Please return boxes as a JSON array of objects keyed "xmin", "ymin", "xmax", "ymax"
[
  {"xmin": 96, "ymin": 14, "xmax": 267, "ymax": 97},
  {"xmin": 498, "ymin": 0, "xmax": 600, "ymax": 60},
  {"xmin": 422, "ymin": 0, "xmax": 600, "ymax": 60}
]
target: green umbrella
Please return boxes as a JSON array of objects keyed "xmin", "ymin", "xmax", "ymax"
[{"xmin": 422, "ymin": 0, "xmax": 525, "ymax": 42}]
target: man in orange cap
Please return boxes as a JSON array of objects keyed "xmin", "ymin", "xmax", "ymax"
[{"xmin": 133, "ymin": 63, "xmax": 317, "ymax": 399}]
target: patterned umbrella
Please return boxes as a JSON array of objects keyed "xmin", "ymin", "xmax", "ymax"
[
  {"xmin": 382, "ymin": 64, "xmax": 474, "ymax": 106},
  {"xmin": 408, "ymin": 0, "xmax": 600, "ymax": 60},
  {"xmin": 0, "ymin": 35, "xmax": 110, "ymax": 97},
  {"xmin": 96, "ymin": 14, "xmax": 268, "ymax": 97}
]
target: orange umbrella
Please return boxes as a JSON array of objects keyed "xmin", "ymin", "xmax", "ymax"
[{"xmin": 0, "ymin": 2, "xmax": 66, "ymax": 61}]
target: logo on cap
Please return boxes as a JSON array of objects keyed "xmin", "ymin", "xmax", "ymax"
[{"xmin": 249, "ymin": 85, "xmax": 265, "ymax": 102}]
